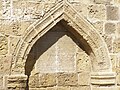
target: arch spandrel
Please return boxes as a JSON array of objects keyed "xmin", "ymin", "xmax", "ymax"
[{"xmin": 11, "ymin": 1, "xmax": 112, "ymax": 74}]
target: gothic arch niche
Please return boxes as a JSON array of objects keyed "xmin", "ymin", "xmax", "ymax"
[
  {"xmin": 8, "ymin": 1, "xmax": 116, "ymax": 90},
  {"xmin": 25, "ymin": 20, "xmax": 92, "ymax": 89}
]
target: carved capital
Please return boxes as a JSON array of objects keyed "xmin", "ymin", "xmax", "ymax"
[{"xmin": 7, "ymin": 75, "xmax": 27, "ymax": 89}]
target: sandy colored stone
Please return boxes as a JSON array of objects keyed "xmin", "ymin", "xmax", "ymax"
[
  {"xmin": 113, "ymin": 38, "xmax": 120, "ymax": 53},
  {"xmin": 57, "ymin": 73, "xmax": 78, "ymax": 86},
  {"xmin": 88, "ymin": 4, "xmax": 106, "ymax": 20},
  {"xmin": 39, "ymin": 73, "xmax": 56, "ymax": 87},
  {"xmin": 107, "ymin": 6, "xmax": 119, "ymax": 20},
  {"xmin": 105, "ymin": 23, "xmax": 116, "ymax": 35},
  {"xmin": 0, "ymin": 55, "xmax": 12, "ymax": 74},
  {"xmin": 71, "ymin": 86, "xmax": 90, "ymax": 90},
  {"xmin": 110, "ymin": 55, "xmax": 117, "ymax": 72},
  {"xmin": 93, "ymin": 21, "xmax": 104, "ymax": 35},
  {"xmin": 0, "ymin": 36, "xmax": 8, "ymax": 55},
  {"xmin": 116, "ymin": 22, "xmax": 120, "ymax": 37},
  {"xmin": 93, "ymin": 0, "xmax": 112, "ymax": 4},
  {"xmin": 29, "ymin": 74, "xmax": 39, "ymax": 88},
  {"xmin": 78, "ymin": 72, "xmax": 90, "ymax": 85},
  {"xmin": 76, "ymin": 52, "xmax": 91, "ymax": 72},
  {"xmin": 57, "ymin": 87, "xmax": 70, "ymax": 90},
  {"xmin": 103, "ymin": 34, "xmax": 113, "ymax": 52}
]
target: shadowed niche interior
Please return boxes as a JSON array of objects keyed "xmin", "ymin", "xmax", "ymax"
[{"xmin": 25, "ymin": 20, "xmax": 93, "ymax": 90}]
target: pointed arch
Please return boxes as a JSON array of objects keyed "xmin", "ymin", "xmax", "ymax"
[{"xmin": 11, "ymin": 1, "xmax": 112, "ymax": 74}]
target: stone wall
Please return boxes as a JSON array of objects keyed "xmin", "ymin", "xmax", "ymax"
[{"xmin": 0, "ymin": 0, "xmax": 119, "ymax": 90}]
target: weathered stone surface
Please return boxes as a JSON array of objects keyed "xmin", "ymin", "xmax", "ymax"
[
  {"xmin": 57, "ymin": 73, "xmax": 78, "ymax": 86},
  {"xmin": 88, "ymin": 5, "xmax": 106, "ymax": 20},
  {"xmin": 103, "ymin": 34, "xmax": 113, "ymax": 52},
  {"xmin": 93, "ymin": 21, "xmax": 104, "ymax": 35},
  {"xmin": 71, "ymin": 86, "xmax": 91, "ymax": 90},
  {"xmin": 92, "ymin": 86, "xmax": 116, "ymax": 90},
  {"xmin": 113, "ymin": 38, "xmax": 120, "ymax": 53},
  {"xmin": 116, "ymin": 22, "xmax": 120, "ymax": 37},
  {"xmin": 110, "ymin": 55, "xmax": 117, "ymax": 72},
  {"xmin": 107, "ymin": 6, "xmax": 119, "ymax": 20},
  {"xmin": 93, "ymin": 0, "xmax": 112, "ymax": 4},
  {"xmin": 0, "ymin": 0, "xmax": 119, "ymax": 90},
  {"xmin": 57, "ymin": 87, "xmax": 70, "ymax": 90},
  {"xmin": 0, "ymin": 55, "xmax": 11, "ymax": 74},
  {"xmin": 72, "ymin": 3, "xmax": 88, "ymax": 17},
  {"xmin": 76, "ymin": 52, "xmax": 91, "ymax": 72},
  {"xmin": 105, "ymin": 23, "xmax": 116, "ymax": 34},
  {"xmin": 0, "ymin": 36, "xmax": 8, "ymax": 55},
  {"xmin": 7, "ymin": 75, "xmax": 27, "ymax": 89},
  {"xmin": 9, "ymin": 37, "xmax": 19, "ymax": 55},
  {"xmin": 0, "ymin": 75, "xmax": 3, "ymax": 89},
  {"xmin": 39, "ymin": 73, "xmax": 56, "ymax": 87},
  {"xmin": 78, "ymin": 72, "xmax": 90, "ymax": 85}
]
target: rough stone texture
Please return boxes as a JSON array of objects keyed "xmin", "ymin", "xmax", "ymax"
[
  {"xmin": 107, "ymin": 6, "xmax": 119, "ymax": 20},
  {"xmin": 0, "ymin": 36, "xmax": 8, "ymax": 55},
  {"xmin": 88, "ymin": 4, "xmax": 106, "ymax": 20},
  {"xmin": 76, "ymin": 52, "xmax": 91, "ymax": 72},
  {"xmin": 57, "ymin": 73, "xmax": 78, "ymax": 86},
  {"xmin": 0, "ymin": 0, "xmax": 119, "ymax": 90},
  {"xmin": 39, "ymin": 73, "xmax": 56, "ymax": 87},
  {"xmin": 113, "ymin": 38, "xmax": 120, "ymax": 53},
  {"xmin": 78, "ymin": 72, "xmax": 90, "ymax": 85},
  {"xmin": 93, "ymin": 21, "xmax": 104, "ymax": 35}
]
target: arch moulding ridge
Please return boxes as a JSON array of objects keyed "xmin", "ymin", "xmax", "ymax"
[{"xmin": 11, "ymin": 1, "xmax": 113, "ymax": 75}]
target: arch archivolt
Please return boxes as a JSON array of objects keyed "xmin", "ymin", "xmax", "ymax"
[{"xmin": 11, "ymin": 1, "xmax": 112, "ymax": 75}]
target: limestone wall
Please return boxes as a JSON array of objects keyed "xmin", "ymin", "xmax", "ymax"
[{"xmin": 0, "ymin": 0, "xmax": 119, "ymax": 90}]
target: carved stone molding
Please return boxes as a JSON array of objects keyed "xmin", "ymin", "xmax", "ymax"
[
  {"xmin": 11, "ymin": 0, "xmax": 112, "ymax": 74},
  {"xmin": 7, "ymin": 75, "xmax": 27, "ymax": 90}
]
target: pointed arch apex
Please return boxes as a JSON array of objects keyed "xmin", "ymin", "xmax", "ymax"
[{"xmin": 11, "ymin": 0, "xmax": 112, "ymax": 74}]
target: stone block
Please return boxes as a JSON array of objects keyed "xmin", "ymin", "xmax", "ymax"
[
  {"xmin": 7, "ymin": 75, "xmax": 27, "ymax": 89},
  {"xmin": 29, "ymin": 74, "xmax": 39, "ymax": 88},
  {"xmin": 0, "ymin": 55, "xmax": 12, "ymax": 74},
  {"xmin": 47, "ymin": 87, "xmax": 56, "ymax": 90},
  {"xmin": 92, "ymin": 86, "xmax": 116, "ymax": 90},
  {"xmin": 35, "ymin": 54, "xmax": 57, "ymax": 73},
  {"xmin": 29, "ymin": 88, "xmax": 46, "ymax": 90},
  {"xmin": 39, "ymin": 73, "xmax": 56, "ymax": 87},
  {"xmin": 93, "ymin": 0, "xmax": 112, "ymax": 4},
  {"xmin": 9, "ymin": 37, "xmax": 19, "ymax": 55},
  {"xmin": 57, "ymin": 54, "xmax": 76, "ymax": 72},
  {"xmin": 88, "ymin": 4, "xmax": 106, "ymax": 20},
  {"xmin": 57, "ymin": 73, "xmax": 78, "ymax": 86},
  {"xmin": 110, "ymin": 55, "xmax": 117, "ymax": 72},
  {"xmin": 0, "ymin": 75, "xmax": 3, "ymax": 89},
  {"xmin": 76, "ymin": 52, "xmax": 91, "ymax": 72},
  {"xmin": 68, "ymin": 0, "xmax": 80, "ymax": 3},
  {"xmin": 107, "ymin": 6, "xmax": 119, "ymax": 20},
  {"xmin": 113, "ymin": 38, "xmax": 120, "ymax": 53},
  {"xmin": 71, "ymin": 86, "xmax": 91, "ymax": 90},
  {"xmin": 0, "ymin": 36, "xmax": 8, "ymax": 55},
  {"xmin": 72, "ymin": 3, "xmax": 88, "ymax": 17},
  {"xmin": 57, "ymin": 87, "xmax": 70, "ymax": 90},
  {"xmin": 78, "ymin": 72, "xmax": 90, "ymax": 85},
  {"xmin": 105, "ymin": 23, "xmax": 116, "ymax": 35},
  {"xmin": 103, "ymin": 34, "xmax": 113, "ymax": 52},
  {"xmin": 117, "ymin": 73, "xmax": 120, "ymax": 85},
  {"xmin": 93, "ymin": 21, "xmax": 104, "ymax": 35},
  {"xmin": 116, "ymin": 22, "xmax": 120, "ymax": 37}
]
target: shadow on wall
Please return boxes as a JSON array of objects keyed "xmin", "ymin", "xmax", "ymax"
[{"xmin": 25, "ymin": 20, "xmax": 93, "ymax": 90}]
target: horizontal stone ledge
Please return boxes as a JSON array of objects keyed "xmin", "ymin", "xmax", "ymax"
[
  {"xmin": 91, "ymin": 72, "xmax": 116, "ymax": 85},
  {"xmin": 7, "ymin": 75, "xmax": 28, "ymax": 88},
  {"xmin": 7, "ymin": 75, "xmax": 28, "ymax": 81}
]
